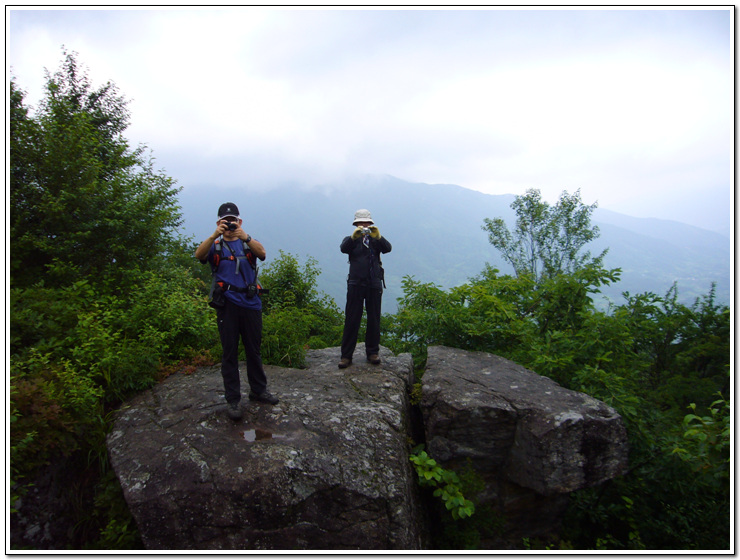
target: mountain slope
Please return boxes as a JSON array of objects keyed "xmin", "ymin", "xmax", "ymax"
[{"xmin": 178, "ymin": 176, "xmax": 730, "ymax": 311}]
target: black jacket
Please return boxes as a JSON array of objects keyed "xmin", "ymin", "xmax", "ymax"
[{"xmin": 340, "ymin": 234, "xmax": 392, "ymax": 287}]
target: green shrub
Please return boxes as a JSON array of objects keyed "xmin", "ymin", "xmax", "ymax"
[
  {"xmin": 409, "ymin": 445, "xmax": 474, "ymax": 521},
  {"xmin": 262, "ymin": 306, "xmax": 313, "ymax": 368},
  {"xmin": 259, "ymin": 251, "xmax": 343, "ymax": 367}
]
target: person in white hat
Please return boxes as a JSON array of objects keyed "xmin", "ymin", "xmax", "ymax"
[{"xmin": 338, "ymin": 209, "xmax": 392, "ymax": 368}]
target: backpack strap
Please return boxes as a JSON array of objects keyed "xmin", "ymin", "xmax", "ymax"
[{"xmin": 212, "ymin": 238, "xmax": 256, "ymax": 274}]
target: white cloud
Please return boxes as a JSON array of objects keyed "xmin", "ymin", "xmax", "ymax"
[{"xmin": 7, "ymin": 7, "xmax": 732, "ymax": 230}]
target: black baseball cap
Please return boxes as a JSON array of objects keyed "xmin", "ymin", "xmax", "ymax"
[{"xmin": 218, "ymin": 202, "xmax": 240, "ymax": 219}]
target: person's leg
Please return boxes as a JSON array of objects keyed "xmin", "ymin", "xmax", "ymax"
[
  {"xmin": 365, "ymin": 286, "xmax": 383, "ymax": 358},
  {"xmin": 217, "ymin": 302, "xmax": 242, "ymax": 404},
  {"xmin": 340, "ymin": 284, "xmax": 365, "ymax": 360},
  {"xmin": 239, "ymin": 307, "xmax": 268, "ymax": 396}
]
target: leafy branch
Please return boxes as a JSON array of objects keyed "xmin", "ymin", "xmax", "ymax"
[
  {"xmin": 409, "ymin": 444, "xmax": 475, "ymax": 520},
  {"xmin": 672, "ymin": 392, "xmax": 730, "ymax": 481}
]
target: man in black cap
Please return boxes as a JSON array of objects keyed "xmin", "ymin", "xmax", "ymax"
[
  {"xmin": 338, "ymin": 209, "xmax": 392, "ymax": 369},
  {"xmin": 195, "ymin": 202, "xmax": 278, "ymax": 420}
]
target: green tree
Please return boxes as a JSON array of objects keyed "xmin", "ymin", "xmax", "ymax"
[
  {"xmin": 10, "ymin": 50, "xmax": 213, "ymax": 549},
  {"xmin": 385, "ymin": 262, "xmax": 620, "ymax": 373},
  {"xmin": 9, "ymin": 80, "xmax": 42, "ymax": 234},
  {"xmin": 259, "ymin": 250, "xmax": 323, "ymax": 312},
  {"xmin": 383, "ymin": 261, "xmax": 729, "ymax": 550},
  {"xmin": 619, "ymin": 283, "xmax": 730, "ymax": 413},
  {"xmin": 258, "ymin": 251, "xmax": 343, "ymax": 367},
  {"xmin": 673, "ymin": 284, "xmax": 730, "ymax": 397},
  {"xmin": 482, "ymin": 188, "xmax": 606, "ymax": 282},
  {"xmin": 10, "ymin": 49, "xmax": 182, "ymax": 289}
]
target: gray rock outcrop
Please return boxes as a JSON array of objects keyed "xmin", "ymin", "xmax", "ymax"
[
  {"xmin": 106, "ymin": 346, "xmax": 426, "ymax": 550},
  {"xmin": 420, "ymin": 346, "xmax": 629, "ymax": 544},
  {"xmin": 107, "ymin": 344, "xmax": 629, "ymax": 550}
]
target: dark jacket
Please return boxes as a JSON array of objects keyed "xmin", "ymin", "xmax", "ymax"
[{"xmin": 340, "ymin": 234, "xmax": 392, "ymax": 287}]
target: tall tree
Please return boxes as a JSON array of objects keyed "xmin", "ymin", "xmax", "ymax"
[
  {"xmin": 9, "ymin": 80, "xmax": 43, "ymax": 272},
  {"xmin": 482, "ymin": 188, "xmax": 606, "ymax": 282},
  {"xmin": 10, "ymin": 49, "xmax": 183, "ymax": 289}
]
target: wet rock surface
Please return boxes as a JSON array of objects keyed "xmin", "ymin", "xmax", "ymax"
[{"xmin": 107, "ymin": 346, "xmax": 426, "ymax": 550}]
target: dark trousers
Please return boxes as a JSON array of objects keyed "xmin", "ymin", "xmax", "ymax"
[
  {"xmin": 217, "ymin": 300, "xmax": 267, "ymax": 404},
  {"xmin": 341, "ymin": 283, "xmax": 383, "ymax": 360}
]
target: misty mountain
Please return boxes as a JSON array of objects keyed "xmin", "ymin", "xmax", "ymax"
[{"xmin": 177, "ymin": 175, "xmax": 730, "ymax": 312}]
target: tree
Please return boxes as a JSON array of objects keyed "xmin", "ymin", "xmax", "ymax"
[
  {"xmin": 257, "ymin": 251, "xmax": 344, "ymax": 367},
  {"xmin": 385, "ymin": 270, "xmax": 730, "ymax": 550},
  {"xmin": 10, "ymin": 51, "xmax": 210, "ymax": 549},
  {"xmin": 9, "ymin": 79, "xmax": 43, "ymax": 266},
  {"xmin": 10, "ymin": 49, "xmax": 183, "ymax": 289},
  {"xmin": 482, "ymin": 188, "xmax": 606, "ymax": 282}
]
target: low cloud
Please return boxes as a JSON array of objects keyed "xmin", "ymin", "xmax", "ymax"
[{"xmin": 8, "ymin": 7, "xmax": 731, "ymax": 231}]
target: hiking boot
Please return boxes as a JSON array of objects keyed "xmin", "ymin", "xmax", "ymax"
[
  {"xmin": 338, "ymin": 358, "xmax": 352, "ymax": 369},
  {"xmin": 367, "ymin": 354, "xmax": 381, "ymax": 365},
  {"xmin": 249, "ymin": 390, "xmax": 279, "ymax": 405},
  {"xmin": 227, "ymin": 401, "xmax": 243, "ymax": 421}
]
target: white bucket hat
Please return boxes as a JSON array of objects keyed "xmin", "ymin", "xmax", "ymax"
[{"xmin": 352, "ymin": 209, "xmax": 374, "ymax": 225}]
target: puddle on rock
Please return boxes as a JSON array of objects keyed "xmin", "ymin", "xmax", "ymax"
[{"xmin": 242, "ymin": 427, "xmax": 288, "ymax": 442}]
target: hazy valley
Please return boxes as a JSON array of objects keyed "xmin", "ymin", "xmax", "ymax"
[{"xmin": 178, "ymin": 175, "xmax": 731, "ymax": 312}]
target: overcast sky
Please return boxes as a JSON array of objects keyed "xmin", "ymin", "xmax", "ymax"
[{"xmin": 7, "ymin": 7, "xmax": 733, "ymax": 232}]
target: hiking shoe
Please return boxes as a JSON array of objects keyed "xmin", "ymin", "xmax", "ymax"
[
  {"xmin": 249, "ymin": 390, "xmax": 279, "ymax": 405},
  {"xmin": 338, "ymin": 358, "xmax": 352, "ymax": 369},
  {"xmin": 367, "ymin": 354, "xmax": 381, "ymax": 365},
  {"xmin": 227, "ymin": 401, "xmax": 243, "ymax": 421}
]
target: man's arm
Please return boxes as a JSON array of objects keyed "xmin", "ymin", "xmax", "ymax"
[
  {"xmin": 195, "ymin": 221, "xmax": 230, "ymax": 262},
  {"xmin": 246, "ymin": 237, "xmax": 266, "ymax": 261},
  {"xmin": 374, "ymin": 236, "xmax": 392, "ymax": 254},
  {"xmin": 195, "ymin": 235, "xmax": 218, "ymax": 262},
  {"xmin": 234, "ymin": 223, "xmax": 266, "ymax": 260},
  {"xmin": 340, "ymin": 235, "xmax": 356, "ymax": 254}
]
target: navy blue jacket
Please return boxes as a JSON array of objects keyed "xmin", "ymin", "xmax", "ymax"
[{"xmin": 340, "ymin": 234, "xmax": 392, "ymax": 287}]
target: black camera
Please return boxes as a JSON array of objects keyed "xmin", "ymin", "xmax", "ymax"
[{"xmin": 226, "ymin": 222, "xmax": 238, "ymax": 231}]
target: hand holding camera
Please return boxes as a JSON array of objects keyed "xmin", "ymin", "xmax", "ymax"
[
  {"xmin": 222, "ymin": 218, "xmax": 239, "ymax": 232},
  {"xmin": 215, "ymin": 218, "xmax": 240, "ymax": 238},
  {"xmin": 352, "ymin": 225, "xmax": 381, "ymax": 240}
]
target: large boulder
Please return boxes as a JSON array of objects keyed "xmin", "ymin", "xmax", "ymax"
[
  {"xmin": 107, "ymin": 344, "xmax": 630, "ymax": 550},
  {"xmin": 107, "ymin": 346, "xmax": 427, "ymax": 550},
  {"xmin": 420, "ymin": 346, "xmax": 629, "ymax": 543}
]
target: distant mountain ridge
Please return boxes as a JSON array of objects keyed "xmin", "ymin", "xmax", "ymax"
[{"xmin": 177, "ymin": 175, "xmax": 730, "ymax": 312}]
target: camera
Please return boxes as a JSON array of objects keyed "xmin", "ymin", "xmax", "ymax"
[
  {"xmin": 226, "ymin": 222, "xmax": 238, "ymax": 231},
  {"xmin": 361, "ymin": 227, "xmax": 371, "ymax": 235}
]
